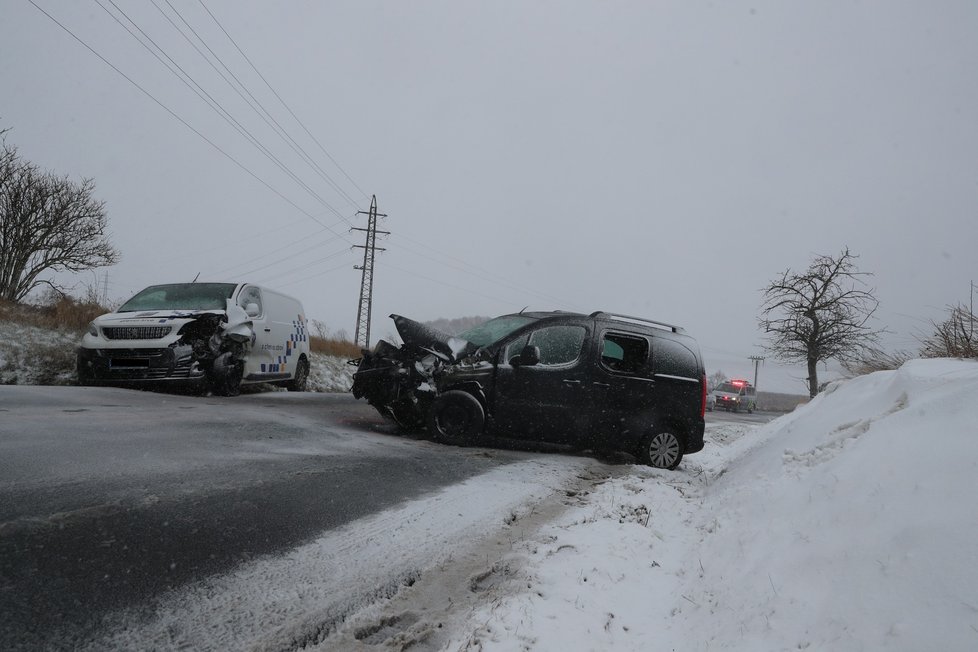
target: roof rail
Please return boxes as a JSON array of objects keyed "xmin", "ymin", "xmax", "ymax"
[{"xmin": 588, "ymin": 311, "xmax": 686, "ymax": 334}]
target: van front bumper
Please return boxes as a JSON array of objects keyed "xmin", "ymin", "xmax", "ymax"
[{"xmin": 76, "ymin": 346, "xmax": 206, "ymax": 384}]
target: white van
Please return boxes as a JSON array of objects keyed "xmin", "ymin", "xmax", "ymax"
[{"xmin": 77, "ymin": 282, "xmax": 311, "ymax": 395}]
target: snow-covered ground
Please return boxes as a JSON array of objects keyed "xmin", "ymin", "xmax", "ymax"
[
  {"xmin": 431, "ymin": 358, "xmax": 978, "ymax": 651},
  {"xmin": 5, "ymin": 315, "xmax": 976, "ymax": 650},
  {"xmin": 82, "ymin": 357, "xmax": 977, "ymax": 651}
]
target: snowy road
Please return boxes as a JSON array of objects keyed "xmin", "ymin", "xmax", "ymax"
[{"xmin": 0, "ymin": 387, "xmax": 601, "ymax": 650}]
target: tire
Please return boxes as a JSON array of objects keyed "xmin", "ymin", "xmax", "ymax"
[
  {"xmin": 286, "ymin": 356, "xmax": 309, "ymax": 392},
  {"xmin": 637, "ymin": 431, "xmax": 684, "ymax": 470},
  {"xmin": 427, "ymin": 390, "xmax": 485, "ymax": 446},
  {"xmin": 210, "ymin": 352, "xmax": 243, "ymax": 397}
]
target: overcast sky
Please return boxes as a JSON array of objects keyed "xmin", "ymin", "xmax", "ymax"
[{"xmin": 3, "ymin": 1, "xmax": 976, "ymax": 393}]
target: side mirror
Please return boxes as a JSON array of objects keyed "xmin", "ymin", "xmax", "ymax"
[
  {"xmin": 244, "ymin": 302, "xmax": 260, "ymax": 317},
  {"xmin": 513, "ymin": 345, "xmax": 540, "ymax": 367}
]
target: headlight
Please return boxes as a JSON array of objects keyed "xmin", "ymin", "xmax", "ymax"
[{"xmin": 87, "ymin": 322, "xmax": 98, "ymax": 337}]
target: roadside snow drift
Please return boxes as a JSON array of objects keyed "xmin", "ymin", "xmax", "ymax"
[{"xmin": 444, "ymin": 359, "xmax": 978, "ymax": 651}]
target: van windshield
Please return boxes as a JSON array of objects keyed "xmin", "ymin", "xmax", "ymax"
[
  {"xmin": 459, "ymin": 315, "xmax": 538, "ymax": 347},
  {"xmin": 118, "ymin": 283, "xmax": 237, "ymax": 312}
]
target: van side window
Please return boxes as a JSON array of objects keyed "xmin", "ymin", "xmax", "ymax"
[
  {"xmin": 526, "ymin": 325, "xmax": 586, "ymax": 366},
  {"xmin": 601, "ymin": 333, "xmax": 649, "ymax": 374},
  {"xmin": 238, "ymin": 286, "xmax": 263, "ymax": 317},
  {"xmin": 652, "ymin": 338, "xmax": 698, "ymax": 379}
]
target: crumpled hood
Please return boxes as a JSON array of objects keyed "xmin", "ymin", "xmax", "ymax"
[{"xmin": 390, "ymin": 314, "xmax": 476, "ymax": 362}]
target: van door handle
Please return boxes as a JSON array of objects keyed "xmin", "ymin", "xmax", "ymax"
[
  {"xmin": 592, "ymin": 382, "xmax": 610, "ymax": 389},
  {"xmin": 562, "ymin": 379, "xmax": 582, "ymax": 386},
  {"xmin": 264, "ymin": 328, "xmax": 272, "ymax": 332}
]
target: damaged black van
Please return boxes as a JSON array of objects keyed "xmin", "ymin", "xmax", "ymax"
[{"xmin": 352, "ymin": 311, "xmax": 707, "ymax": 469}]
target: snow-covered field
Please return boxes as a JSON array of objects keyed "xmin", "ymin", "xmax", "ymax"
[{"xmin": 431, "ymin": 358, "xmax": 978, "ymax": 651}]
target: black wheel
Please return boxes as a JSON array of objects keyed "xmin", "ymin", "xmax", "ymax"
[
  {"xmin": 210, "ymin": 352, "xmax": 243, "ymax": 397},
  {"xmin": 427, "ymin": 390, "xmax": 485, "ymax": 446},
  {"xmin": 637, "ymin": 431, "xmax": 684, "ymax": 470},
  {"xmin": 286, "ymin": 356, "xmax": 309, "ymax": 392}
]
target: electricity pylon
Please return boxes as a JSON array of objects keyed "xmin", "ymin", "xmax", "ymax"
[{"xmin": 353, "ymin": 195, "xmax": 388, "ymax": 349}]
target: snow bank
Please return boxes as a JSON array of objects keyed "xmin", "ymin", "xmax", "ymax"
[{"xmin": 446, "ymin": 359, "xmax": 978, "ymax": 651}]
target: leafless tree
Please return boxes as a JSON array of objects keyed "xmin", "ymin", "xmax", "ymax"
[
  {"xmin": 759, "ymin": 248, "xmax": 884, "ymax": 398},
  {"xmin": 842, "ymin": 348, "xmax": 912, "ymax": 377},
  {"xmin": 707, "ymin": 369, "xmax": 727, "ymax": 392},
  {"xmin": 918, "ymin": 284, "xmax": 977, "ymax": 359},
  {"xmin": 0, "ymin": 143, "xmax": 119, "ymax": 302}
]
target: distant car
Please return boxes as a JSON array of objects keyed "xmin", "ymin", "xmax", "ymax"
[
  {"xmin": 713, "ymin": 379, "xmax": 757, "ymax": 413},
  {"xmin": 352, "ymin": 310, "xmax": 708, "ymax": 470},
  {"xmin": 76, "ymin": 282, "xmax": 310, "ymax": 396},
  {"xmin": 705, "ymin": 391, "xmax": 716, "ymax": 411}
]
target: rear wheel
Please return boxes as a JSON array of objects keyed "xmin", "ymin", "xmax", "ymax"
[
  {"xmin": 427, "ymin": 390, "xmax": 485, "ymax": 446},
  {"xmin": 637, "ymin": 431, "xmax": 684, "ymax": 470}
]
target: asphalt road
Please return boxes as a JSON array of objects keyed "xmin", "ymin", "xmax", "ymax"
[
  {"xmin": 0, "ymin": 386, "xmax": 538, "ymax": 651},
  {"xmin": 0, "ymin": 387, "xmax": 778, "ymax": 650}
]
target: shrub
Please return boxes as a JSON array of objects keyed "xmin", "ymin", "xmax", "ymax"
[{"xmin": 310, "ymin": 336, "xmax": 362, "ymax": 359}]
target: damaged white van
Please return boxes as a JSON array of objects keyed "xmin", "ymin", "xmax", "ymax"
[{"xmin": 76, "ymin": 282, "xmax": 310, "ymax": 396}]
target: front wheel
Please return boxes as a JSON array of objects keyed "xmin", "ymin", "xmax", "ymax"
[
  {"xmin": 210, "ymin": 352, "xmax": 243, "ymax": 397},
  {"xmin": 427, "ymin": 390, "xmax": 485, "ymax": 446},
  {"xmin": 637, "ymin": 431, "xmax": 684, "ymax": 470},
  {"xmin": 286, "ymin": 356, "xmax": 309, "ymax": 392}
]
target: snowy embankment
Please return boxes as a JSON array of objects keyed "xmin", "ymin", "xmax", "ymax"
[{"xmin": 438, "ymin": 359, "xmax": 978, "ymax": 651}]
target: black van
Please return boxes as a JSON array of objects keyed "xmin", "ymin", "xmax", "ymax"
[{"xmin": 352, "ymin": 311, "xmax": 707, "ymax": 469}]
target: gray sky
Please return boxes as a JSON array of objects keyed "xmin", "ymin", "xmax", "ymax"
[{"xmin": 3, "ymin": 1, "xmax": 977, "ymax": 393}]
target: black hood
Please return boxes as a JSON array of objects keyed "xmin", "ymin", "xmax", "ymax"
[{"xmin": 390, "ymin": 314, "xmax": 476, "ymax": 361}]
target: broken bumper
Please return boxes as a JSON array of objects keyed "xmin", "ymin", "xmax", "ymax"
[{"xmin": 76, "ymin": 346, "xmax": 206, "ymax": 384}]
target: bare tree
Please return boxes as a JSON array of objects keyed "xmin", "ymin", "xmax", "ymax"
[
  {"xmin": 0, "ymin": 143, "xmax": 119, "ymax": 302},
  {"xmin": 707, "ymin": 369, "xmax": 728, "ymax": 392},
  {"xmin": 759, "ymin": 248, "xmax": 884, "ymax": 398},
  {"xmin": 919, "ymin": 284, "xmax": 977, "ymax": 359}
]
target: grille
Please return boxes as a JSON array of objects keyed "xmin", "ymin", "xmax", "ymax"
[{"xmin": 103, "ymin": 326, "xmax": 173, "ymax": 340}]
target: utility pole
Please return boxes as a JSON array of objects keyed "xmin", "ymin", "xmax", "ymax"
[
  {"xmin": 749, "ymin": 355, "xmax": 765, "ymax": 389},
  {"xmin": 352, "ymin": 195, "xmax": 388, "ymax": 349}
]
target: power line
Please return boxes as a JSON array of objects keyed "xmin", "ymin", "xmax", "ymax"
[
  {"xmin": 96, "ymin": 0, "xmax": 351, "ymax": 228},
  {"xmin": 198, "ymin": 0, "xmax": 371, "ymax": 203},
  {"xmin": 253, "ymin": 246, "xmax": 355, "ymax": 286},
  {"xmin": 155, "ymin": 0, "xmax": 362, "ymax": 218},
  {"xmin": 207, "ymin": 227, "xmax": 351, "ymax": 280},
  {"xmin": 28, "ymin": 0, "xmax": 352, "ymax": 242}
]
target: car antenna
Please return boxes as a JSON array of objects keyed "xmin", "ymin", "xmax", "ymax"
[
  {"xmin": 519, "ymin": 306, "xmax": 529, "ymax": 314},
  {"xmin": 191, "ymin": 272, "xmax": 200, "ymax": 283}
]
